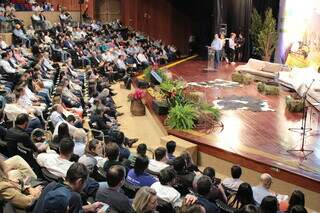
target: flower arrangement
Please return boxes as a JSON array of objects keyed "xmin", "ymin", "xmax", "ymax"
[{"xmin": 128, "ymin": 89, "xmax": 146, "ymax": 101}]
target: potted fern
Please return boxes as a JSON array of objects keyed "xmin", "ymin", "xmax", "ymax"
[{"xmin": 166, "ymin": 103, "xmax": 198, "ymax": 130}]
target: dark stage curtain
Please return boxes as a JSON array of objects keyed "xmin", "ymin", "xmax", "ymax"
[{"xmin": 217, "ymin": 0, "xmax": 252, "ymax": 61}]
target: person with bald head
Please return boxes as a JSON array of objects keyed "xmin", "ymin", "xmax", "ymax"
[{"xmin": 252, "ymin": 173, "xmax": 276, "ymax": 205}]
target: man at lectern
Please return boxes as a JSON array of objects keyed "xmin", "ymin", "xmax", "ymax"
[{"xmin": 211, "ymin": 34, "xmax": 223, "ymax": 69}]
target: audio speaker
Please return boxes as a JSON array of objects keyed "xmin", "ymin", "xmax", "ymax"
[{"xmin": 220, "ymin": 23, "xmax": 227, "ymax": 35}]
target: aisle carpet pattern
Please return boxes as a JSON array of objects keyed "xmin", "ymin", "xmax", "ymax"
[{"xmin": 212, "ymin": 95, "xmax": 275, "ymax": 112}]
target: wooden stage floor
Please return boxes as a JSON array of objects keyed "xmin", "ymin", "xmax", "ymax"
[{"xmin": 145, "ymin": 59, "xmax": 320, "ymax": 192}]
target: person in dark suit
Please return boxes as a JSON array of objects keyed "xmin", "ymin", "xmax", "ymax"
[
  {"xmin": 96, "ymin": 165, "xmax": 133, "ymax": 213},
  {"xmin": 196, "ymin": 175, "xmax": 220, "ymax": 213},
  {"xmin": 5, "ymin": 113, "xmax": 39, "ymax": 157}
]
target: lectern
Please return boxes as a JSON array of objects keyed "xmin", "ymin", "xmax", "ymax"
[{"xmin": 203, "ymin": 46, "xmax": 216, "ymax": 72}]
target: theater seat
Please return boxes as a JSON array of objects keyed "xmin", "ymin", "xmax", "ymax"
[
  {"xmin": 156, "ymin": 198, "xmax": 175, "ymax": 213},
  {"xmin": 0, "ymin": 139, "xmax": 8, "ymax": 158},
  {"xmin": 41, "ymin": 167, "xmax": 63, "ymax": 183},
  {"xmin": 122, "ymin": 181, "xmax": 141, "ymax": 199}
]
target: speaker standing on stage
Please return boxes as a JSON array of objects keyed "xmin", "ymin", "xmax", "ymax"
[{"xmin": 211, "ymin": 34, "xmax": 223, "ymax": 69}]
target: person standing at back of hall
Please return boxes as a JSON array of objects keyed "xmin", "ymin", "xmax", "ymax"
[{"xmin": 211, "ymin": 34, "xmax": 222, "ymax": 69}]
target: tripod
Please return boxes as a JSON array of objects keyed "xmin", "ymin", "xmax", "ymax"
[{"xmin": 287, "ymin": 79, "xmax": 315, "ymax": 159}]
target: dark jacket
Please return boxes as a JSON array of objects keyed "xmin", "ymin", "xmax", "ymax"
[
  {"xmin": 96, "ymin": 188, "xmax": 133, "ymax": 213},
  {"xmin": 5, "ymin": 126, "xmax": 37, "ymax": 157}
]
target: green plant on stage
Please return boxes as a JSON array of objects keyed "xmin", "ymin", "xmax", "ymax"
[
  {"xmin": 285, "ymin": 96, "xmax": 304, "ymax": 112},
  {"xmin": 160, "ymin": 80, "xmax": 184, "ymax": 93},
  {"xmin": 257, "ymin": 82, "xmax": 279, "ymax": 95},
  {"xmin": 166, "ymin": 103, "xmax": 198, "ymax": 130},
  {"xmin": 257, "ymin": 8, "xmax": 278, "ymax": 61},
  {"xmin": 250, "ymin": 8, "xmax": 264, "ymax": 59},
  {"xmin": 159, "ymin": 80, "xmax": 176, "ymax": 93}
]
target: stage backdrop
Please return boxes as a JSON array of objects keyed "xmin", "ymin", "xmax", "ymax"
[{"xmin": 276, "ymin": 0, "xmax": 320, "ymax": 69}]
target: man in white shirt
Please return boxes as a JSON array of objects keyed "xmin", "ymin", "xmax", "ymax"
[
  {"xmin": 137, "ymin": 51, "xmax": 149, "ymax": 66},
  {"xmin": 101, "ymin": 50, "xmax": 115, "ymax": 62},
  {"xmin": 148, "ymin": 147, "xmax": 169, "ymax": 174},
  {"xmin": 116, "ymin": 55, "xmax": 127, "ymax": 71},
  {"xmin": 0, "ymin": 51, "xmax": 17, "ymax": 74},
  {"xmin": 151, "ymin": 167, "xmax": 182, "ymax": 207},
  {"xmin": 228, "ymin": 33, "xmax": 237, "ymax": 64},
  {"xmin": 252, "ymin": 173, "xmax": 276, "ymax": 205},
  {"xmin": 222, "ymin": 165, "xmax": 244, "ymax": 191},
  {"xmin": 37, "ymin": 138, "xmax": 74, "ymax": 178}
]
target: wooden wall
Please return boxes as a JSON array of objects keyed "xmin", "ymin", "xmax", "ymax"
[
  {"xmin": 120, "ymin": 0, "xmax": 191, "ymax": 53},
  {"xmin": 95, "ymin": 0, "xmax": 121, "ymax": 22},
  {"xmin": 44, "ymin": 0, "xmax": 94, "ymax": 18}
]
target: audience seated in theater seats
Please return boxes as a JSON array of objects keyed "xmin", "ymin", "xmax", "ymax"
[
  {"xmin": 148, "ymin": 147, "xmax": 169, "ymax": 174},
  {"xmin": 5, "ymin": 113, "xmax": 45, "ymax": 157},
  {"xmin": 13, "ymin": 24, "xmax": 32, "ymax": 47},
  {"xmin": 0, "ymin": 155, "xmax": 42, "ymax": 209},
  {"xmin": 126, "ymin": 156, "xmax": 158, "ymax": 187},
  {"xmin": 132, "ymin": 186, "xmax": 158, "ymax": 213},
  {"xmin": 151, "ymin": 167, "xmax": 182, "ymax": 207},
  {"xmin": 252, "ymin": 173, "xmax": 276, "ymax": 205},
  {"xmin": 52, "ymin": 110, "xmax": 86, "ymax": 148},
  {"xmin": 222, "ymin": 165, "xmax": 244, "ymax": 191},
  {"xmin": 172, "ymin": 156, "xmax": 195, "ymax": 196},
  {"xmin": 96, "ymin": 165, "xmax": 133, "ymax": 213},
  {"xmin": 51, "ymin": 122, "xmax": 71, "ymax": 149},
  {"xmin": 181, "ymin": 151, "xmax": 199, "ymax": 173},
  {"xmin": 128, "ymin": 143, "xmax": 148, "ymax": 167},
  {"xmin": 227, "ymin": 182, "xmax": 257, "ymax": 209},
  {"xmin": 33, "ymin": 162, "xmax": 104, "ymax": 213},
  {"xmin": 286, "ymin": 190, "xmax": 305, "ymax": 213},
  {"xmin": 166, "ymin": 140, "xmax": 176, "ymax": 162},
  {"xmin": 178, "ymin": 201, "xmax": 206, "ymax": 213},
  {"xmin": 103, "ymin": 142, "xmax": 128, "ymax": 175},
  {"xmin": 79, "ymin": 139, "xmax": 107, "ymax": 174},
  {"xmin": 196, "ymin": 175, "xmax": 220, "ymax": 213},
  {"xmin": 201, "ymin": 167, "xmax": 227, "ymax": 203},
  {"xmin": 36, "ymin": 137, "xmax": 74, "ymax": 178},
  {"xmin": 0, "ymin": 11, "xmax": 314, "ymax": 212},
  {"xmin": 289, "ymin": 205, "xmax": 307, "ymax": 213},
  {"xmin": 260, "ymin": 196, "xmax": 278, "ymax": 213},
  {"xmin": 238, "ymin": 204, "xmax": 259, "ymax": 213}
]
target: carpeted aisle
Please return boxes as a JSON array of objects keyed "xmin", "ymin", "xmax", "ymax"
[{"xmin": 111, "ymin": 83, "xmax": 167, "ymax": 153}]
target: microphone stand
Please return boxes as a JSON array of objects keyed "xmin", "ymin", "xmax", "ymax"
[{"xmin": 287, "ymin": 79, "xmax": 315, "ymax": 159}]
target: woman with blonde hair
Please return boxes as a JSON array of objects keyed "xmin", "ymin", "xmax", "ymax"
[{"xmin": 132, "ymin": 186, "xmax": 158, "ymax": 213}]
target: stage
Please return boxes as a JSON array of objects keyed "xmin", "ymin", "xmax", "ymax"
[{"xmin": 141, "ymin": 59, "xmax": 320, "ymax": 193}]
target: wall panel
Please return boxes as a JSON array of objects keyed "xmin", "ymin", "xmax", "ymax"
[
  {"xmin": 120, "ymin": 0, "xmax": 190, "ymax": 53},
  {"xmin": 45, "ymin": 0, "xmax": 94, "ymax": 18}
]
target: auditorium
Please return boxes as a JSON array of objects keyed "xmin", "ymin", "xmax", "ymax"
[{"xmin": 0, "ymin": 0, "xmax": 319, "ymax": 212}]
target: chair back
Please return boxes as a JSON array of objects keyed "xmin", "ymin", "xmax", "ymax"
[
  {"xmin": 0, "ymin": 139, "xmax": 8, "ymax": 158},
  {"xmin": 156, "ymin": 198, "xmax": 175, "ymax": 213},
  {"xmin": 216, "ymin": 199, "xmax": 237, "ymax": 213},
  {"xmin": 41, "ymin": 167, "xmax": 64, "ymax": 183},
  {"xmin": 122, "ymin": 181, "xmax": 141, "ymax": 199}
]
